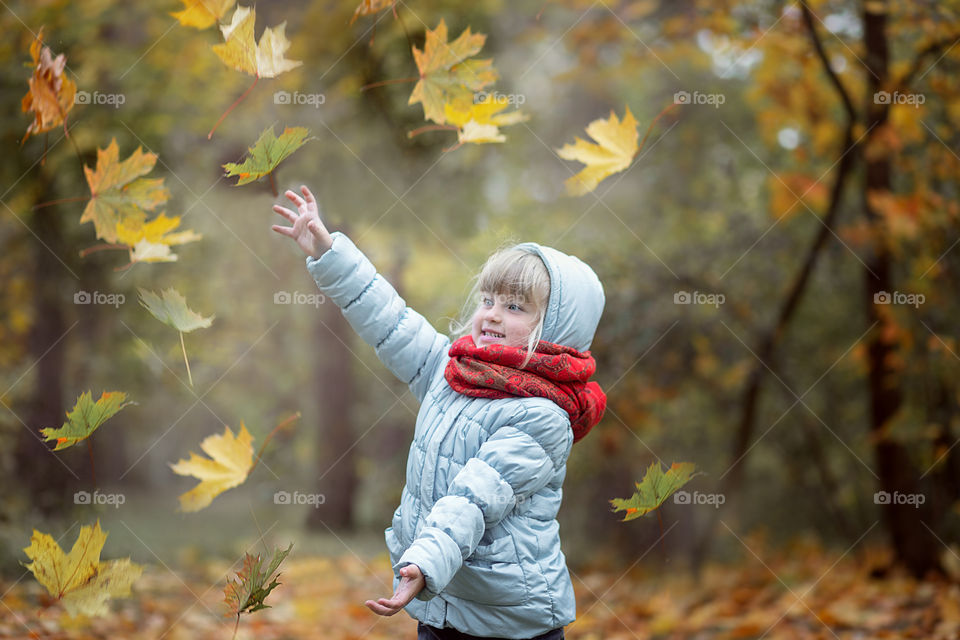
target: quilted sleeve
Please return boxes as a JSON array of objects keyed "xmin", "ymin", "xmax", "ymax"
[{"xmin": 305, "ymin": 231, "xmax": 450, "ymax": 402}]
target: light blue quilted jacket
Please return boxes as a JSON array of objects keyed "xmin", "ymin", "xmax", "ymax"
[{"xmin": 306, "ymin": 232, "xmax": 605, "ymax": 638}]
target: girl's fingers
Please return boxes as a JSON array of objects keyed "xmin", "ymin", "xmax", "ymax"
[
  {"xmin": 271, "ymin": 224, "xmax": 293, "ymax": 237},
  {"xmin": 364, "ymin": 599, "xmax": 397, "ymax": 616},
  {"xmin": 300, "ymin": 185, "xmax": 316, "ymax": 204},
  {"xmin": 285, "ymin": 189, "xmax": 305, "ymax": 208},
  {"xmin": 272, "ymin": 204, "xmax": 297, "ymax": 222}
]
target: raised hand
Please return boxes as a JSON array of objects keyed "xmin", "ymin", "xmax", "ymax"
[{"xmin": 271, "ymin": 185, "xmax": 333, "ymax": 258}]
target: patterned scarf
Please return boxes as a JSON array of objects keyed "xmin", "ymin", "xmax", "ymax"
[{"xmin": 443, "ymin": 335, "xmax": 606, "ymax": 444}]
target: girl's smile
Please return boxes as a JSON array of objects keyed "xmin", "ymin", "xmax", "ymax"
[{"xmin": 471, "ymin": 291, "xmax": 539, "ymax": 348}]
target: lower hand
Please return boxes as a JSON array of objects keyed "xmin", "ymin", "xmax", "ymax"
[{"xmin": 364, "ymin": 564, "xmax": 425, "ymax": 616}]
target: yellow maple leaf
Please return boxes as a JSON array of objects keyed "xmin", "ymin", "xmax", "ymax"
[
  {"xmin": 212, "ymin": 5, "xmax": 302, "ymax": 78},
  {"xmin": 115, "ymin": 213, "xmax": 202, "ymax": 264},
  {"xmin": 557, "ymin": 106, "xmax": 639, "ymax": 196},
  {"xmin": 443, "ymin": 95, "xmax": 529, "ymax": 145},
  {"xmin": 21, "ymin": 520, "xmax": 143, "ymax": 617},
  {"xmin": 408, "ymin": 19, "xmax": 497, "ymax": 124},
  {"xmin": 21, "ymin": 26, "xmax": 77, "ymax": 144},
  {"xmin": 171, "ymin": 0, "xmax": 237, "ymax": 29},
  {"xmin": 170, "ymin": 423, "xmax": 255, "ymax": 512}
]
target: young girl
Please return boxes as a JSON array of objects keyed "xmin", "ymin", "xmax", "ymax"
[{"xmin": 272, "ymin": 186, "xmax": 606, "ymax": 640}]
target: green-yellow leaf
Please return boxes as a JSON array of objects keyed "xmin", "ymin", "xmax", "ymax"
[
  {"xmin": 80, "ymin": 139, "xmax": 170, "ymax": 243},
  {"xmin": 610, "ymin": 461, "xmax": 700, "ymax": 521},
  {"xmin": 21, "ymin": 520, "xmax": 143, "ymax": 618},
  {"xmin": 138, "ymin": 287, "xmax": 214, "ymax": 333},
  {"xmin": 138, "ymin": 287, "xmax": 213, "ymax": 386},
  {"xmin": 224, "ymin": 542, "xmax": 293, "ymax": 617},
  {"xmin": 40, "ymin": 391, "xmax": 135, "ymax": 451},
  {"xmin": 223, "ymin": 125, "xmax": 312, "ymax": 186},
  {"xmin": 408, "ymin": 19, "xmax": 498, "ymax": 124}
]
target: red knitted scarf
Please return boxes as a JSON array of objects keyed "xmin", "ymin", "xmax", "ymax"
[{"xmin": 443, "ymin": 335, "xmax": 606, "ymax": 444}]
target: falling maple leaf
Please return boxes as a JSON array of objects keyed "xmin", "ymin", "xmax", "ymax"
[
  {"xmin": 115, "ymin": 213, "xmax": 202, "ymax": 265},
  {"xmin": 171, "ymin": 0, "xmax": 237, "ymax": 29},
  {"xmin": 443, "ymin": 95, "xmax": 529, "ymax": 146},
  {"xmin": 21, "ymin": 520, "xmax": 143, "ymax": 618},
  {"xmin": 212, "ymin": 5, "xmax": 302, "ymax": 78},
  {"xmin": 408, "ymin": 19, "xmax": 498, "ymax": 124},
  {"xmin": 222, "ymin": 125, "xmax": 312, "ymax": 191},
  {"xmin": 40, "ymin": 391, "xmax": 135, "ymax": 451},
  {"xmin": 224, "ymin": 542, "xmax": 293, "ymax": 620},
  {"xmin": 169, "ymin": 423, "xmax": 255, "ymax": 512},
  {"xmin": 207, "ymin": 5, "xmax": 303, "ymax": 138},
  {"xmin": 350, "ymin": 0, "xmax": 396, "ymax": 24},
  {"xmin": 21, "ymin": 26, "xmax": 77, "ymax": 145},
  {"xmin": 610, "ymin": 461, "xmax": 700, "ymax": 522},
  {"xmin": 557, "ymin": 107, "xmax": 639, "ymax": 196},
  {"xmin": 80, "ymin": 139, "xmax": 170, "ymax": 243},
  {"xmin": 138, "ymin": 287, "xmax": 214, "ymax": 387}
]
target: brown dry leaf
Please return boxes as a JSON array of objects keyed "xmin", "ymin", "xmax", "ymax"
[{"xmin": 21, "ymin": 27, "xmax": 77, "ymax": 144}]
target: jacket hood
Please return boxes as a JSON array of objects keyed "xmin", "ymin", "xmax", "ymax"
[{"xmin": 514, "ymin": 243, "xmax": 605, "ymax": 353}]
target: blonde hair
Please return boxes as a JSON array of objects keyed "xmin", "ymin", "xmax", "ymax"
[{"xmin": 449, "ymin": 244, "xmax": 551, "ymax": 368}]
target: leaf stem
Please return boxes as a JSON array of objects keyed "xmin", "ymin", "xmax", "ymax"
[
  {"xmin": 208, "ymin": 75, "xmax": 259, "ymax": 140},
  {"xmin": 250, "ymin": 412, "xmax": 301, "ymax": 474},
  {"xmin": 359, "ymin": 76, "xmax": 418, "ymax": 92},
  {"xmin": 79, "ymin": 243, "xmax": 128, "ymax": 257},
  {"xmin": 179, "ymin": 331, "xmax": 193, "ymax": 387},
  {"xmin": 268, "ymin": 171, "xmax": 278, "ymax": 197},
  {"xmin": 33, "ymin": 196, "xmax": 86, "ymax": 210},
  {"xmin": 407, "ymin": 123, "xmax": 458, "ymax": 139},
  {"xmin": 633, "ymin": 103, "xmax": 678, "ymax": 161}
]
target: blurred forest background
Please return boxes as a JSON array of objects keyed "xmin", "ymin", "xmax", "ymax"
[{"xmin": 2, "ymin": 0, "xmax": 960, "ymax": 637}]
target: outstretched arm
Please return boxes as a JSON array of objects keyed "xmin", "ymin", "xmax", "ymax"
[{"xmin": 271, "ymin": 186, "xmax": 450, "ymax": 402}]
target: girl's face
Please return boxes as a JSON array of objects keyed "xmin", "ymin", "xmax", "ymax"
[{"xmin": 471, "ymin": 291, "xmax": 540, "ymax": 348}]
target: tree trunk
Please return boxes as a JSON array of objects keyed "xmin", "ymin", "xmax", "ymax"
[
  {"xmin": 307, "ymin": 223, "xmax": 357, "ymax": 532},
  {"xmin": 14, "ymin": 169, "xmax": 73, "ymax": 513},
  {"xmin": 861, "ymin": 5, "xmax": 942, "ymax": 579}
]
